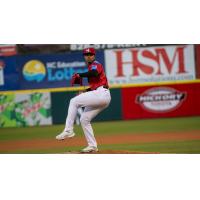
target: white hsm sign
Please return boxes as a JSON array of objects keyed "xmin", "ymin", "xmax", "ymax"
[{"xmin": 105, "ymin": 45, "xmax": 196, "ymax": 84}]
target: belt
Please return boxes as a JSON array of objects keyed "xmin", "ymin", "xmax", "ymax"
[
  {"xmin": 103, "ymin": 85, "xmax": 109, "ymax": 89},
  {"xmin": 95, "ymin": 85, "xmax": 109, "ymax": 90}
]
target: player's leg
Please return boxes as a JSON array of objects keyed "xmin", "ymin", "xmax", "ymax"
[
  {"xmin": 75, "ymin": 107, "xmax": 84, "ymax": 125},
  {"xmin": 65, "ymin": 89, "xmax": 110, "ymax": 130},
  {"xmin": 80, "ymin": 104, "xmax": 109, "ymax": 152},
  {"xmin": 56, "ymin": 89, "xmax": 111, "ymax": 140},
  {"xmin": 56, "ymin": 96, "xmax": 79, "ymax": 140}
]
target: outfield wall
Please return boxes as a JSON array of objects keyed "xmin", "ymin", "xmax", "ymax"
[
  {"xmin": 1, "ymin": 81, "xmax": 200, "ymax": 127},
  {"xmin": 50, "ymin": 81, "xmax": 200, "ymax": 124},
  {"xmin": 1, "ymin": 44, "xmax": 200, "ymax": 127}
]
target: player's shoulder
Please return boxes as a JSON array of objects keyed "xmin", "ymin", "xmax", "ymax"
[
  {"xmin": 92, "ymin": 60, "xmax": 103, "ymax": 67},
  {"xmin": 90, "ymin": 60, "xmax": 103, "ymax": 71},
  {"xmin": 93, "ymin": 60, "xmax": 101, "ymax": 64}
]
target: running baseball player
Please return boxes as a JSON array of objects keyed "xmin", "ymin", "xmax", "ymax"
[{"xmin": 56, "ymin": 48, "xmax": 111, "ymax": 153}]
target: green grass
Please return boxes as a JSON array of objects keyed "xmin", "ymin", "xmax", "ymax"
[
  {"xmin": 0, "ymin": 116, "xmax": 200, "ymax": 153},
  {"xmin": 99, "ymin": 140, "xmax": 200, "ymax": 154},
  {"xmin": 93, "ymin": 116, "xmax": 200, "ymax": 135},
  {"xmin": 0, "ymin": 124, "xmax": 64, "ymax": 141},
  {"xmin": 2, "ymin": 140, "xmax": 200, "ymax": 154},
  {"xmin": 0, "ymin": 146, "xmax": 83, "ymax": 154},
  {"xmin": 1, "ymin": 116, "xmax": 200, "ymax": 141}
]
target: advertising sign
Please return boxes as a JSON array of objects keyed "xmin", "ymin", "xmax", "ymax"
[
  {"xmin": 0, "ymin": 92, "xmax": 52, "ymax": 127},
  {"xmin": 0, "ymin": 60, "xmax": 5, "ymax": 85},
  {"xmin": 70, "ymin": 44, "xmax": 148, "ymax": 51},
  {"xmin": 195, "ymin": 44, "xmax": 200, "ymax": 78},
  {"xmin": 105, "ymin": 45, "xmax": 196, "ymax": 84},
  {"xmin": 121, "ymin": 83, "xmax": 200, "ymax": 120},
  {"xmin": 70, "ymin": 44, "xmax": 172, "ymax": 51},
  {"xmin": 135, "ymin": 87, "xmax": 186, "ymax": 113},
  {"xmin": 0, "ymin": 56, "xmax": 19, "ymax": 91},
  {"xmin": 0, "ymin": 44, "xmax": 17, "ymax": 56},
  {"xmin": 18, "ymin": 51, "xmax": 105, "ymax": 89}
]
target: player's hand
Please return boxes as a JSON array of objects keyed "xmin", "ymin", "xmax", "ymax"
[
  {"xmin": 76, "ymin": 73, "xmax": 80, "ymax": 78},
  {"xmin": 71, "ymin": 73, "xmax": 83, "ymax": 86}
]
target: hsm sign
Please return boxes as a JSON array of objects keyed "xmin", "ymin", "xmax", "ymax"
[{"xmin": 105, "ymin": 45, "xmax": 195, "ymax": 84}]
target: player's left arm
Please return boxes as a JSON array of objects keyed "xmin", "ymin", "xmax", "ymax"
[
  {"xmin": 77, "ymin": 70, "xmax": 98, "ymax": 92},
  {"xmin": 78, "ymin": 69, "xmax": 99, "ymax": 78},
  {"xmin": 78, "ymin": 64, "xmax": 102, "ymax": 78}
]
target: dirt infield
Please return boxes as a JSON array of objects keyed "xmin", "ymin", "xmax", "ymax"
[
  {"xmin": 0, "ymin": 130, "xmax": 200, "ymax": 153},
  {"xmin": 65, "ymin": 150, "xmax": 160, "ymax": 154}
]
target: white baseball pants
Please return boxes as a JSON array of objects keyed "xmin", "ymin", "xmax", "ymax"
[{"xmin": 64, "ymin": 86, "xmax": 111, "ymax": 147}]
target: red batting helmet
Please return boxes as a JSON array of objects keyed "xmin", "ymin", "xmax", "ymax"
[{"xmin": 83, "ymin": 48, "xmax": 96, "ymax": 55}]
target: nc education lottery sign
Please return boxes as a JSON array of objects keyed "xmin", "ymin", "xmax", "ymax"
[
  {"xmin": 18, "ymin": 52, "xmax": 104, "ymax": 89},
  {"xmin": 18, "ymin": 53, "xmax": 88, "ymax": 89},
  {"xmin": 105, "ymin": 45, "xmax": 196, "ymax": 84}
]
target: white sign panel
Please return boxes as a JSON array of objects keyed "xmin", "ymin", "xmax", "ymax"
[
  {"xmin": 105, "ymin": 45, "xmax": 196, "ymax": 84},
  {"xmin": 0, "ymin": 61, "xmax": 4, "ymax": 85}
]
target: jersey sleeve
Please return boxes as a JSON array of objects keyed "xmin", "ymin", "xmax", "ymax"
[{"xmin": 90, "ymin": 63, "xmax": 102, "ymax": 74}]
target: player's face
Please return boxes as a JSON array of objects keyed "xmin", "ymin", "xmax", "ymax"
[{"xmin": 84, "ymin": 53, "xmax": 95, "ymax": 64}]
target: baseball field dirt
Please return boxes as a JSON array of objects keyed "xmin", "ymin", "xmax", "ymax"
[{"xmin": 0, "ymin": 116, "xmax": 200, "ymax": 153}]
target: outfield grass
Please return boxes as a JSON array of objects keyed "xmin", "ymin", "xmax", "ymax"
[
  {"xmin": 1, "ymin": 116, "xmax": 200, "ymax": 141},
  {"xmin": 99, "ymin": 140, "xmax": 200, "ymax": 154},
  {"xmin": 0, "ymin": 146, "xmax": 83, "ymax": 154},
  {"xmin": 90, "ymin": 116, "xmax": 200, "ymax": 135},
  {"xmin": 0, "ymin": 116, "xmax": 200, "ymax": 153},
  {"xmin": 2, "ymin": 140, "xmax": 200, "ymax": 154}
]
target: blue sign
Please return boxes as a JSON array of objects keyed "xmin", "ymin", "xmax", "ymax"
[
  {"xmin": 0, "ymin": 56, "xmax": 20, "ymax": 91},
  {"xmin": 18, "ymin": 50, "xmax": 105, "ymax": 89}
]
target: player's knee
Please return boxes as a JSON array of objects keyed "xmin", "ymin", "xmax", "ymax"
[
  {"xmin": 80, "ymin": 115, "xmax": 90, "ymax": 125},
  {"xmin": 70, "ymin": 97, "xmax": 77, "ymax": 106}
]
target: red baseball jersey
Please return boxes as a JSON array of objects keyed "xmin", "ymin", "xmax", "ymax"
[{"xmin": 88, "ymin": 60, "xmax": 109, "ymax": 90}]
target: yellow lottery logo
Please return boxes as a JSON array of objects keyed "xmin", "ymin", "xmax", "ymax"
[{"xmin": 23, "ymin": 60, "xmax": 46, "ymax": 82}]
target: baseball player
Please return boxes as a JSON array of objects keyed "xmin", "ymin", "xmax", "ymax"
[{"xmin": 56, "ymin": 48, "xmax": 111, "ymax": 153}]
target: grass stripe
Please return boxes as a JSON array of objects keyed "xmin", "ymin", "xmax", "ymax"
[
  {"xmin": 0, "ymin": 146, "xmax": 82, "ymax": 154},
  {"xmin": 2, "ymin": 140, "xmax": 200, "ymax": 154},
  {"xmin": 1, "ymin": 116, "xmax": 200, "ymax": 141},
  {"xmin": 99, "ymin": 140, "xmax": 200, "ymax": 154}
]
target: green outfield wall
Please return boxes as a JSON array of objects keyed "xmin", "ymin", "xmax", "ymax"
[
  {"xmin": 1, "ymin": 80, "xmax": 200, "ymax": 128},
  {"xmin": 50, "ymin": 88, "xmax": 122, "ymax": 124}
]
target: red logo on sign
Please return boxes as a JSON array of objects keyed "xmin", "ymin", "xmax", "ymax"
[
  {"xmin": 136, "ymin": 87, "xmax": 186, "ymax": 113},
  {"xmin": 114, "ymin": 46, "xmax": 188, "ymax": 77}
]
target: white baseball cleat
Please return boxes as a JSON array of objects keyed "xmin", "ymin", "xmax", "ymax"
[
  {"xmin": 81, "ymin": 146, "xmax": 98, "ymax": 153},
  {"xmin": 56, "ymin": 130, "xmax": 75, "ymax": 140}
]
